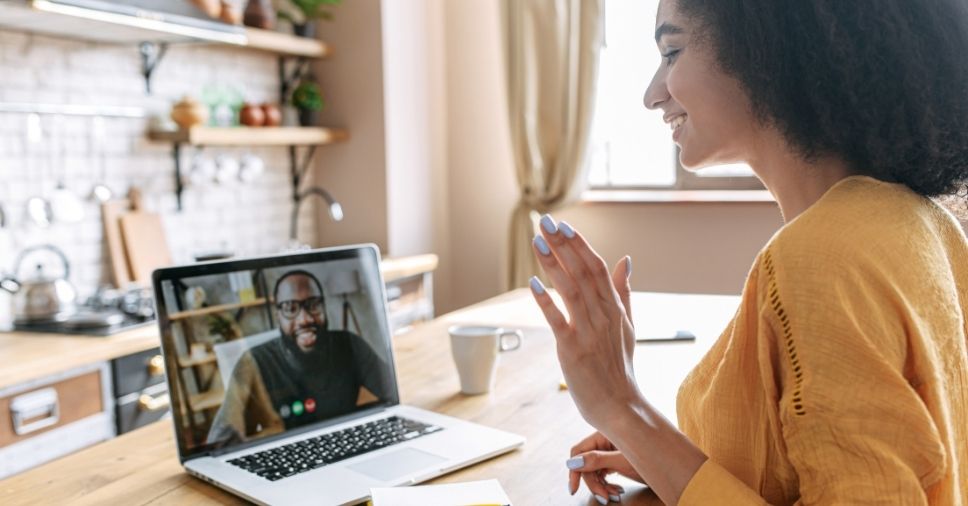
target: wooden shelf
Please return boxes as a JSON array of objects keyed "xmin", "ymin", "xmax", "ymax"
[
  {"xmin": 168, "ymin": 298, "xmax": 268, "ymax": 321},
  {"xmin": 177, "ymin": 353, "xmax": 217, "ymax": 368},
  {"xmin": 244, "ymin": 27, "xmax": 331, "ymax": 58},
  {"xmin": 189, "ymin": 388, "xmax": 224, "ymax": 411},
  {"xmin": 149, "ymin": 127, "xmax": 349, "ymax": 147},
  {"xmin": 0, "ymin": 2, "xmax": 332, "ymax": 59},
  {"xmin": 382, "ymin": 254, "xmax": 439, "ymax": 284}
]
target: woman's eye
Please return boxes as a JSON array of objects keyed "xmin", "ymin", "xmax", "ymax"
[{"xmin": 662, "ymin": 49, "xmax": 681, "ymax": 65}]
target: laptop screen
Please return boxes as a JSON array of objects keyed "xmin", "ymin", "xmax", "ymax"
[{"xmin": 152, "ymin": 245, "xmax": 400, "ymax": 460}]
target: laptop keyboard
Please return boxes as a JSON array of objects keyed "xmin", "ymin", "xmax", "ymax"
[{"xmin": 227, "ymin": 416, "xmax": 444, "ymax": 481}]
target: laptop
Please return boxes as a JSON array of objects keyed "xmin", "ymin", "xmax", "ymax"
[{"xmin": 152, "ymin": 244, "xmax": 525, "ymax": 505}]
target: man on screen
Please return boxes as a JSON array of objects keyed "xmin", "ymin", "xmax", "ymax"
[{"xmin": 207, "ymin": 269, "xmax": 392, "ymax": 445}]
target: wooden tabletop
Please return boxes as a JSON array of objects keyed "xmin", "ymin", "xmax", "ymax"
[
  {"xmin": 0, "ymin": 289, "xmax": 739, "ymax": 505},
  {"xmin": 0, "ymin": 255, "xmax": 439, "ymax": 391}
]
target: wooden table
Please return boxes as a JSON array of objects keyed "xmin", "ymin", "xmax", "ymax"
[{"xmin": 0, "ymin": 289, "xmax": 739, "ymax": 505}]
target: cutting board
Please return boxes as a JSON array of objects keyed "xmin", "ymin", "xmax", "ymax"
[
  {"xmin": 119, "ymin": 188, "xmax": 172, "ymax": 286},
  {"xmin": 100, "ymin": 198, "xmax": 132, "ymax": 288}
]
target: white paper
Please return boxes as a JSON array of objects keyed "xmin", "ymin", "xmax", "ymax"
[{"xmin": 370, "ymin": 479, "xmax": 511, "ymax": 506}]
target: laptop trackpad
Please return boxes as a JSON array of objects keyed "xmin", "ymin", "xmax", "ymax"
[{"xmin": 348, "ymin": 448, "xmax": 446, "ymax": 482}]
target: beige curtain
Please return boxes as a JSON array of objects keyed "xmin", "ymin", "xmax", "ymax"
[{"xmin": 503, "ymin": 0, "xmax": 604, "ymax": 289}]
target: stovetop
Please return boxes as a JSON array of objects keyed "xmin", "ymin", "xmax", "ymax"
[
  {"xmin": 12, "ymin": 286, "xmax": 157, "ymax": 337},
  {"xmin": 13, "ymin": 315, "xmax": 156, "ymax": 336}
]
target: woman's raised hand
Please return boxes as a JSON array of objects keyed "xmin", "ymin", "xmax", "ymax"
[{"xmin": 528, "ymin": 214, "xmax": 640, "ymax": 430}]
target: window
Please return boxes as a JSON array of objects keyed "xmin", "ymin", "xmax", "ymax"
[{"xmin": 587, "ymin": 0, "xmax": 762, "ymax": 191}]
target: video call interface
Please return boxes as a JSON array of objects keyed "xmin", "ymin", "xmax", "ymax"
[{"xmin": 158, "ymin": 257, "xmax": 397, "ymax": 452}]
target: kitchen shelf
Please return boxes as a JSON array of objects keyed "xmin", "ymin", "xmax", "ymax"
[
  {"xmin": 149, "ymin": 126, "xmax": 350, "ymax": 211},
  {"xmin": 189, "ymin": 388, "xmax": 224, "ymax": 411},
  {"xmin": 168, "ymin": 298, "xmax": 268, "ymax": 321},
  {"xmin": 177, "ymin": 353, "xmax": 217, "ymax": 368},
  {"xmin": 245, "ymin": 28, "xmax": 332, "ymax": 58},
  {"xmin": 149, "ymin": 127, "xmax": 349, "ymax": 147},
  {"xmin": 0, "ymin": 1, "xmax": 331, "ymax": 58},
  {"xmin": 0, "ymin": 1, "xmax": 332, "ymax": 93}
]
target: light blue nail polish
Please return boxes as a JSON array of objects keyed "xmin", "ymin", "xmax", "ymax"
[
  {"xmin": 565, "ymin": 456, "xmax": 584, "ymax": 470},
  {"xmin": 530, "ymin": 276, "xmax": 545, "ymax": 294},
  {"xmin": 613, "ymin": 485, "xmax": 626, "ymax": 494},
  {"xmin": 595, "ymin": 495, "xmax": 608, "ymax": 505},
  {"xmin": 533, "ymin": 235, "xmax": 551, "ymax": 255},
  {"xmin": 540, "ymin": 214, "xmax": 558, "ymax": 234},
  {"xmin": 610, "ymin": 494, "xmax": 622, "ymax": 502},
  {"xmin": 559, "ymin": 221, "xmax": 576, "ymax": 238},
  {"xmin": 625, "ymin": 256, "xmax": 632, "ymax": 277}
]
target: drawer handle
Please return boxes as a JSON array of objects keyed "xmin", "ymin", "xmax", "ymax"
[
  {"xmin": 147, "ymin": 355, "xmax": 165, "ymax": 377},
  {"xmin": 138, "ymin": 392, "xmax": 170, "ymax": 412},
  {"xmin": 11, "ymin": 387, "xmax": 60, "ymax": 435}
]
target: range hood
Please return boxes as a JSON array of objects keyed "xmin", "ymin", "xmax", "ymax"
[{"xmin": 0, "ymin": 0, "xmax": 247, "ymax": 45}]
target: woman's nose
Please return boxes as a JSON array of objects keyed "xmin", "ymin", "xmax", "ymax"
[{"xmin": 643, "ymin": 68, "xmax": 668, "ymax": 110}]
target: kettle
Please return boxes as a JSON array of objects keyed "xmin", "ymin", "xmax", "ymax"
[{"xmin": 0, "ymin": 245, "xmax": 77, "ymax": 324}]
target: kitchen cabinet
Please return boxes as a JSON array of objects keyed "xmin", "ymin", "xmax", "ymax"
[
  {"xmin": 112, "ymin": 347, "xmax": 170, "ymax": 435},
  {"xmin": 0, "ymin": 362, "xmax": 114, "ymax": 479}
]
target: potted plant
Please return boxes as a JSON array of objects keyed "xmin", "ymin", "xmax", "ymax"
[
  {"xmin": 276, "ymin": 0, "xmax": 342, "ymax": 38},
  {"xmin": 291, "ymin": 77, "xmax": 324, "ymax": 126},
  {"xmin": 207, "ymin": 313, "xmax": 241, "ymax": 342}
]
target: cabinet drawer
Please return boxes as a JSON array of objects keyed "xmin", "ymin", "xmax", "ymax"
[
  {"xmin": 0, "ymin": 367, "xmax": 105, "ymax": 449},
  {"xmin": 116, "ymin": 382, "xmax": 170, "ymax": 434},
  {"xmin": 112, "ymin": 347, "xmax": 166, "ymax": 397}
]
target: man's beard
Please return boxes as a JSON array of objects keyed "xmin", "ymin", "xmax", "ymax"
[{"xmin": 283, "ymin": 323, "xmax": 325, "ymax": 353}]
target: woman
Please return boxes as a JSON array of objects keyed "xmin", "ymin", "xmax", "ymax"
[{"xmin": 529, "ymin": 0, "xmax": 968, "ymax": 504}]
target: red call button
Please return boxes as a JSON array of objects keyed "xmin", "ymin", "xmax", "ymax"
[{"xmin": 305, "ymin": 398, "xmax": 316, "ymax": 413}]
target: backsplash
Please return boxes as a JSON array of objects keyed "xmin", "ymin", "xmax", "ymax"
[{"xmin": 0, "ymin": 29, "xmax": 319, "ymax": 307}]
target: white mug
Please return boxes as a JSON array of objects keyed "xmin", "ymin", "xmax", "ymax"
[{"xmin": 448, "ymin": 325, "xmax": 523, "ymax": 395}]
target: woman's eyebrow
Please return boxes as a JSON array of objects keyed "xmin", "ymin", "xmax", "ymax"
[{"xmin": 654, "ymin": 22, "xmax": 684, "ymax": 43}]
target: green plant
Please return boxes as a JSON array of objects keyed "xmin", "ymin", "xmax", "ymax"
[
  {"xmin": 277, "ymin": 0, "xmax": 342, "ymax": 24},
  {"xmin": 207, "ymin": 313, "xmax": 239, "ymax": 341},
  {"xmin": 291, "ymin": 79, "xmax": 324, "ymax": 111}
]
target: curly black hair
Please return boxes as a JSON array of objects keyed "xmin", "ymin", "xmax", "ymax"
[{"xmin": 675, "ymin": 0, "xmax": 968, "ymax": 198}]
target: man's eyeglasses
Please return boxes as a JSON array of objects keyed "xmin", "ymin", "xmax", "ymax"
[{"xmin": 275, "ymin": 297, "xmax": 324, "ymax": 318}]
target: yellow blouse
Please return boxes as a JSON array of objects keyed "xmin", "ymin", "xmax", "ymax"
[{"xmin": 676, "ymin": 176, "xmax": 968, "ymax": 504}]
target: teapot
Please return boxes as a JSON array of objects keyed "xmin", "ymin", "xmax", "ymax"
[{"xmin": 0, "ymin": 245, "xmax": 77, "ymax": 324}]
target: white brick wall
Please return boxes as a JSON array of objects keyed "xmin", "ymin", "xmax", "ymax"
[{"xmin": 0, "ymin": 30, "xmax": 318, "ymax": 300}]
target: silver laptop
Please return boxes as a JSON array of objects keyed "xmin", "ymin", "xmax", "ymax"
[{"xmin": 152, "ymin": 244, "xmax": 524, "ymax": 506}]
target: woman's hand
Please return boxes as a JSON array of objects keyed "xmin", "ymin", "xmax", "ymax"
[
  {"xmin": 528, "ymin": 214, "xmax": 640, "ymax": 430},
  {"xmin": 567, "ymin": 431, "xmax": 646, "ymax": 503}
]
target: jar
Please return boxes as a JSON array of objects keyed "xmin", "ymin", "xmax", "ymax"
[
  {"xmin": 239, "ymin": 103, "xmax": 266, "ymax": 127},
  {"xmin": 170, "ymin": 96, "xmax": 209, "ymax": 129}
]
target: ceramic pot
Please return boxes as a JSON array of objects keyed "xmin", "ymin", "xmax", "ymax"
[
  {"xmin": 239, "ymin": 103, "xmax": 265, "ymax": 127},
  {"xmin": 219, "ymin": 1, "xmax": 242, "ymax": 24},
  {"xmin": 191, "ymin": 0, "xmax": 221, "ymax": 18},
  {"xmin": 243, "ymin": 0, "xmax": 275, "ymax": 30},
  {"xmin": 170, "ymin": 96, "xmax": 209, "ymax": 129},
  {"xmin": 293, "ymin": 23, "xmax": 315, "ymax": 39},
  {"xmin": 299, "ymin": 109, "xmax": 320, "ymax": 127},
  {"xmin": 261, "ymin": 103, "xmax": 282, "ymax": 127}
]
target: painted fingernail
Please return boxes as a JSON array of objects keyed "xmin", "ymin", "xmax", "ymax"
[
  {"xmin": 559, "ymin": 220, "xmax": 576, "ymax": 238},
  {"xmin": 540, "ymin": 214, "xmax": 558, "ymax": 234},
  {"xmin": 613, "ymin": 485, "xmax": 626, "ymax": 494},
  {"xmin": 595, "ymin": 495, "xmax": 608, "ymax": 505},
  {"xmin": 530, "ymin": 276, "xmax": 545, "ymax": 294},
  {"xmin": 610, "ymin": 494, "xmax": 622, "ymax": 502},
  {"xmin": 534, "ymin": 235, "xmax": 551, "ymax": 255},
  {"xmin": 625, "ymin": 256, "xmax": 632, "ymax": 278},
  {"xmin": 565, "ymin": 456, "xmax": 584, "ymax": 470}
]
